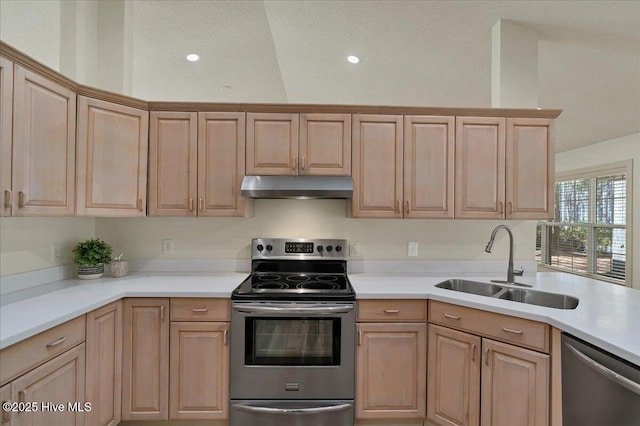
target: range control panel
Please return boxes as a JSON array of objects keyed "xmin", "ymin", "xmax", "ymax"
[{"xmin": 251, "ymin": 238, "xmax": 347, "ymax": 260}]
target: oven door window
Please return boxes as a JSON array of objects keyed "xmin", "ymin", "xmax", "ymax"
[{"xmin": 245, "ymin": 317, "xmax": 340, "ymax": 366}]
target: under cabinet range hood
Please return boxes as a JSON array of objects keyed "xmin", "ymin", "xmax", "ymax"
[{"xmin": 240, "ymin": 175, "xmax": 353, "ymax": 199}]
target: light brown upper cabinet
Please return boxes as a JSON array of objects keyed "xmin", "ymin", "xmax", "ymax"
[
  {"xmin": 0, "ymin": 57, "xmax": 13, "ymax": 217},
  {"xmin": 148, "ymin": 111, "xmax": 197, "ymax": 216},
  {"xmin": 456, "ymin": 116, "xmax": 555, "ymax": 219},
  {"xmin": 455, "ymin": 117, "xmax": 506, "ymax": 219},
  {"xmin": 352, "ymin": 115, "xmax": 455, "ymax": 218},
  {"xmin": 506, "ymin": 118, "xmax": 555, "ymax": 220},
  {"xmin": 76, "ymin": 96, "xmax": 149, "ymax": 216},
  {"xmin": 148, "ymin": 111, "xmax": 247, "ymax": 217},
  {"xmin": 246, "ymin": 113, "xmax": 351, "ymax": 176},
  {"xmin": 352, "ymin": 114, "xmax": 404, "ymax": 218},
  {"xmin": 9, "ymin": 65, "xmax": 76, "ymax": 216},
  {"xmin": 198, "ymin": 112, "xmax": 247, "ymax": 216},
  {"xmin": 404, "ymin": 115, "xmax": 455, "ymax": 218}
]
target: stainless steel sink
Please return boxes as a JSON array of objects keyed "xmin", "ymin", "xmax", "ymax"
[
  {"xmin": 435, "ymin": 279, "xmax": 579, "ymax": 310},
  {"xmin": 435, "ymin": 279, "xmax": 504, "ymax": 296},
  {"xmin": 495, "ymin": 288, "xmax": 579, "ymax": 310}
]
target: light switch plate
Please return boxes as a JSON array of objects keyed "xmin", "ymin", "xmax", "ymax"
[
  {"xmin": 408, "ymin": 241, "xmax": 419, "ymax": 257},
  {"xmin": 349, "ymin": 241, "xmax": 360, "ymax": 257}
]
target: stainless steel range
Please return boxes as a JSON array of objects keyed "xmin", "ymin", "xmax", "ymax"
[{"xmin": 230, "ymin": 238, "xmax": 356, "ymax": 426}]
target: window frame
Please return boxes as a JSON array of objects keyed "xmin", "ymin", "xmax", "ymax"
[{"xmin": 537, "ymin": 160, "xmax": 633, "ymax": 287}]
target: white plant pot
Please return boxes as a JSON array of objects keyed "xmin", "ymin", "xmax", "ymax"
[{"xmin": 77, "ymin": 264, "xmax": 104, "ymax": 280}]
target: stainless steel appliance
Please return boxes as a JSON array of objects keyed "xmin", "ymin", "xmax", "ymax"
[
  {"xmin": 230, "ymin": 238, "xmax": 356, "ymax": 426},
  {"xmin": 562, "ymin": 333, "xmax": 640, "ymax": 425}
]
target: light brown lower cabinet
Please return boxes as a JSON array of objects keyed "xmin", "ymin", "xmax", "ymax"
[
  {"xmin": 427, "ymin": 323, "xmax": 549, "ymax": 426},
  {"xmin": 11, "ymin": 344, "xmax": 86, "ymax": 426},
  {"xmin": 428, "ymin": 324, "xmax": 481, "ymax": 426},
  {"xmin": 85, "ymin": 301, "xmax": 122, "ymax": 426},
  {"xmin": 0, "ymin": 383, "xmax": 10, "ymax": 425},
  {"xmin": 356, "ymin": 323, "xmax": 427, "ymax": 419},
  {"xmin": 169, "ymin": 322, "xmax": 229, "ymax": 419},
  {"xmin": 122, "ymin": 298, "xmax": 170, "ymax": 421}
]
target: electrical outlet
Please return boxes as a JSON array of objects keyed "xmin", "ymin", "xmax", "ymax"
[
  {"xmin": 51, "ymin": 244, "xmax": 62, "ymax": 262},
  {"xmin": 408, "ymin": 241, "xmax": 419, "ymax": 257},
  {"xmin": 162, "ymin": 239, "xmax": 174, "ymax": 254},
  {"xmin": 349, "ymin": 241, "xmax": 360, "ymax": 257}
]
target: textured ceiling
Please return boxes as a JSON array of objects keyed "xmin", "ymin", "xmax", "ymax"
[{"xmin": 129, "ymin": 1, "xmax": 640, "ymax": 153}]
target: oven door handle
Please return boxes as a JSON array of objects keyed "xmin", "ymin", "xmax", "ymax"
[
  {"xmin": 233, "ymin": 402, "xmax": 353, "ymax": 415},
  {"xmin": 233, "ymin": 304, "xmax": 354, "ymax": 315}
]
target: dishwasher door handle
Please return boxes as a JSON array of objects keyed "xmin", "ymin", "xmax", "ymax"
[
  {"xmin": 566, "ymin": 342, "xmax": 640, "ymax": 396},
  {"xmin": 233, "ymin": 403, "xmax": 352, "ymax": 415}
]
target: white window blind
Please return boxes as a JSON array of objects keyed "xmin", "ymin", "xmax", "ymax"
[{"xmin": 537, "ymin": 163, "xmax": 631, "ymax": 286}]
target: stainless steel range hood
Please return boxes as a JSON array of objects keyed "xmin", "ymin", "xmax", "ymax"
[{"xmin": 240, "ymin": 175, "xmax": 353, "ymax": 199}]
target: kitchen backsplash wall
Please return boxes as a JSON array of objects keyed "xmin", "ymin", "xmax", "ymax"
[
  {"xmin": 0, "ymin": 217, "xmax": 95, "ymax": 276},
  {"xmin": 95, "ymin": 199, "xmax": 536, "ymax": 265}
]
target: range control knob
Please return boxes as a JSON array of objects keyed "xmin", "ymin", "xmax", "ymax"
[
  {"xmin": 256, "ymin": 244, "xmax": 264, "ymax": 252},
  {"xmin": 317, "ymin": 245, "xmax": 324, "ymax": 253},
  {"xmin": 326, "ymin": 245, "xmax": 333, "ymax": 253},
  {"xmin": 266, "ymin": 244, "xmax": 273, "ymax": 252},
  {"xmin": 335, "ymin": 245, "xmax": 342, "ymax": 252}
]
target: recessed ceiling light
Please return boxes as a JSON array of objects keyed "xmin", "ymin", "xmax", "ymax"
[
  {"xmin": 186, "ymin": 53, "xmax": 200, "ymax": 62},
  {"xmin": 347, "ymin": 55, "xmax": 360, "ymax": 64}
]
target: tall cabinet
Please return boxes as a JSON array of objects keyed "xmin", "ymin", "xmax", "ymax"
[{"xmin": 76, "ymin": 96, "xmax": 148, "ymax": 216}]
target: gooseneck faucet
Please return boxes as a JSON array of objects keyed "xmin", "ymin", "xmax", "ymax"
[{"xmin": 485, "ymin": 225, "xmax": 524, "ymax": 285}]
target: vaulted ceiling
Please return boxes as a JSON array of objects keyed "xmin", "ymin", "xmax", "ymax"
[{"xmin": 4, "ymin": 1, "xmax": 640, "ymax": 153}]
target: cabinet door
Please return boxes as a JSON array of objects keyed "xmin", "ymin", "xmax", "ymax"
[
  {"xmin": 76, "ymin": 96, "xmax": 148, "ymax": 216},
  {"xmin": 506, "ymin": 118, "xmax": 555, "ymax": 220},
  {"xmin": 148, "ymin": 112, "xmax": 197, "ymax": 216},
  {"xmin": 1, "ymin": 383, "xmax": 11, "ymax": 425},
  {"xmin": 86, "ymin": 301, "xmax": 122, "ymax": 426},
  {"xmin": 455, "ymin": 117, "xmax": 505, "ymax": 219},
  {"xmin": 404, "ymin": 115, "xmax": 455, "ymax": 218},
  {"xmin": 356, "ymin": 323, "xmax": 426, "ymax": 419},
  {"xmin": 246, "ymin": 113, "xmax": 298, "ymax": 175},
  {"xmin": 427, "ymin": 324, "xmax": 481, "ymax": 426},
  {"xmin": 122, "ymin": 298, "xmax": 169, "ymax": 421},
  {"xmin": 352, "ymin": 115, "xmax": 403, "ymax": 218},
  {"xmin": 300, "ymin": 113, "xmax": 351, "ymax": 176},
  {"xmin": 481, "ymin": 339, "xmax": 549, "ymax": 426},
  {"xmin": 169, "ymin": 322, "xmax": 229, "ymax": 420},
  {"xmin": 11, "ymin": 344, "xmax": 85, "ymax": 426},
  {"xmin": 198, "ymin": 112, "xmax": 247, "ymax": 216},
  {"xmin": 0, "ymin": 57, "xmax": 13, "ymax": 217},
  {"xmin": 12, "ymin": 65, "xmax": 76, "ymax": 216}
]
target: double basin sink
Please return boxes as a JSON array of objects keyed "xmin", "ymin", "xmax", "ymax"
[{"xmin": 436, "ymin": 279, "xmax": 579, "ymax": 310}]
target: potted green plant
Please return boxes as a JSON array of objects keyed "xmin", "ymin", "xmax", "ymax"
[{"xmin": 72, "ymin": 238, "xmax": 113, "ymax": 279}]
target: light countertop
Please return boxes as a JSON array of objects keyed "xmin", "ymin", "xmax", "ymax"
[{"xmin": 1, "ymin": 270, "xmax": 638, "ymax": 366}]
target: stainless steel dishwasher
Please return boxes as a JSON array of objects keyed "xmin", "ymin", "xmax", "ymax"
[{"xmin": 562, "ymin": 333, "xmax": 640, "ymax": 425}]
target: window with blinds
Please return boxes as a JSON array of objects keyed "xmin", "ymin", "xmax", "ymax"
[{"xmin": 536, "ymin": 162, "xmax": 631, "ymax": 286}]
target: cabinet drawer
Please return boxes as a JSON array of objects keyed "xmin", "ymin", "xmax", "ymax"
[
  {"xmin": 0, "ymin": 315, "xmax": 86, "ymax": 385},
  {"xmin": 358, "ymin": 300, "xmax": 427, "ymax": 322},
  {"xmin": 171, "ymin": 298, "xmax": 230, "ymax": 321},
  {"xmin": 429, "ymin": 301, "xmax": 549, "ymax": 353}
]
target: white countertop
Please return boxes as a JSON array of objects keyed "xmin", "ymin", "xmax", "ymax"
[{"xmin": 1, "ymin": 270, "xmax": 638, "ymax": 366}]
